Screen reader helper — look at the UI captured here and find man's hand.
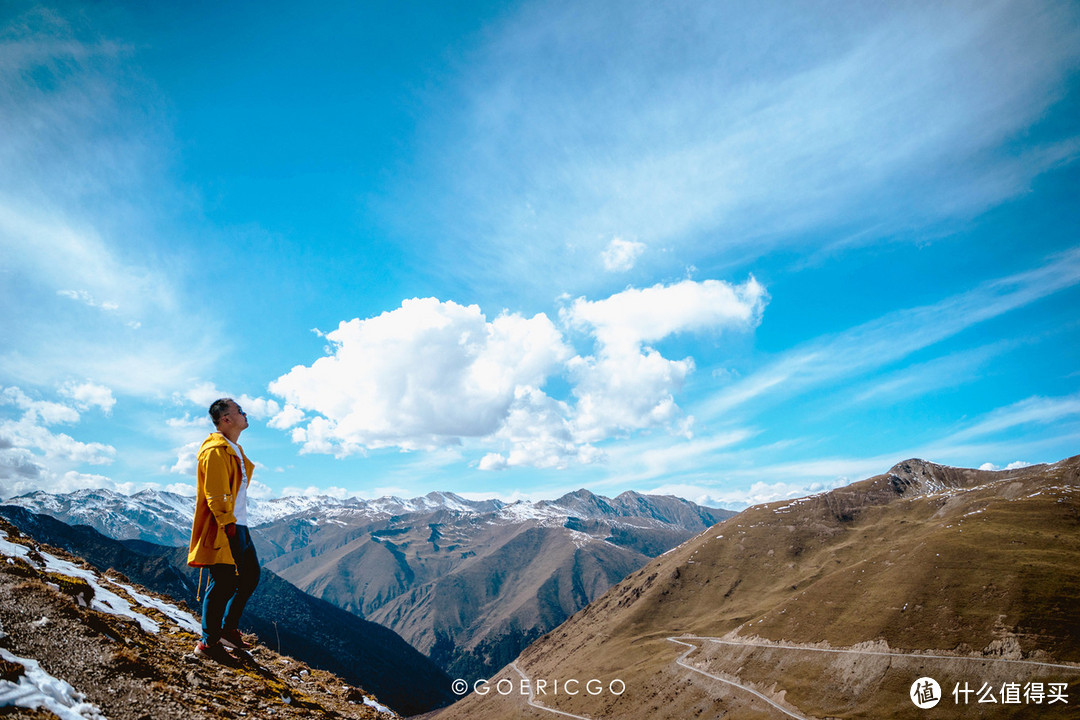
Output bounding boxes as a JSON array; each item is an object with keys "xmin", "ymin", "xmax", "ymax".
[{"xmin": 225, "ymin": 523, "xmax": 237, "ymax": 539}]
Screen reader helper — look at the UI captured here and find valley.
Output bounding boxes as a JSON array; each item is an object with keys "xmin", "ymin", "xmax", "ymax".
[
  {"xmin": 434, "ymin": 456, "xmax": 1080, "ymax": 719},
  {"xmin": 2, "ymin": 487, "xmax": 731, "ymax": 683}
]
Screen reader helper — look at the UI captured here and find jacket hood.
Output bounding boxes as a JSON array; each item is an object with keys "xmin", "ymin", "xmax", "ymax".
[{"xmin": 198, "ymin": 432, "xmax": 238, "ymax": 459}]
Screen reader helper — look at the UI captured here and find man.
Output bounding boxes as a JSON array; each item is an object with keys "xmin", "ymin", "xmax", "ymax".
[{"xmin": 187, "ymin": 397, "xmax": 260, "ymax": 660}]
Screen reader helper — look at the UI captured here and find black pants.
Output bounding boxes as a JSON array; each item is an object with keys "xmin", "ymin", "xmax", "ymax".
[{"xmin": 201, "ymin": 525, "xmax": 260, "ymax": 645}]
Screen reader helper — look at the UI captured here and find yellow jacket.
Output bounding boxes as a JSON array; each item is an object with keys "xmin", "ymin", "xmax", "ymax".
[{"xmin": 186, "ymin": 433, "xmax": 255, "ymax": 567}]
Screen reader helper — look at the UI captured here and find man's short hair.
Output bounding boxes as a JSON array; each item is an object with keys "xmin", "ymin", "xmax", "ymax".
[{"xmin": 209, "ymin": 398, "xmax": 234, "ymax": 427}]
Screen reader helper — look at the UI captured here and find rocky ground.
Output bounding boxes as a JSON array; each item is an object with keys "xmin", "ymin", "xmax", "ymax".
[{"xmin": 0, "ymin": 518, "xmax": 396, "ymax": 720}]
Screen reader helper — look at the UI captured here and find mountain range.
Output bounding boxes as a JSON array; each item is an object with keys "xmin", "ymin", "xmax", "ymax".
[
  {"xmin": 435, "ymin": 456, "xmax": 1080, "ymax": 719},
  {"xmin": 2, "ymin": 487, "xmax": 732, "ymax": 682}
]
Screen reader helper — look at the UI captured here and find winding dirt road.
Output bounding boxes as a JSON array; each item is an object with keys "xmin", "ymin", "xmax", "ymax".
[{"xmin": 509, "ymin": 636, "xmax": 1080, "ymax": 719}]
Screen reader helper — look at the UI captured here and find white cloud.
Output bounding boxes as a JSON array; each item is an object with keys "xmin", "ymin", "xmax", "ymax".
[
  {"xmin": 183, "ymin": 384, "xmax": 281, "ymax": 421},
  {"xmin": 280, "ymin": 485, "xmax": 353, "ymax": 499},
  {"xmin": 602, "ymin": 237, "xmax": 645, "ymax": 271},
  {"xmin": 56, "ymin": 470, "xmax": 117, "ymax": 493},
  {"xmin": 169, "ymin": 440, "xmax": 200, "ymax": 476},
  {"xmin": 163, "ymin": 482, "xmax": 196, "ymax": 496},
  {"xmin": 978, "ymin": 461, "xmax": 1033, "ymax": 472},
  {"xmin": 567, "ymin": 349, "xmax": 692, "ymax": 442},
  {"xmin": 239, "ymin": 396, "xmax": 282, "ymax": 421},
  {"xmin": 563, "ymin": 277, "xmax": 767, "ymax": 439},
  {"xmin": 564, "ymin": 277, "xmax": 767, "ymax": 351},
  {"xmin": 184, "ymin": 382, "xmax": 223, "ymax": 408},
  {"xmin": 166, "ymin": 414, "xmax": 209, "ymax": 430},
  {"xmin": 0, "ymin": 417, "xmax": 114, "ymax": 466},
  {"xmin": 0, "ymin": 393, "xmax": 116, "ymax": 471},
  {"xmin": 272, "ymin": 281, "xmax": 766, "ymax": 466},
  {"xmin": 477, "ymin": 453, "xmax": 507, "ymax": 471},
  {"xmin": 0, "ymin": 445, "xmax": 46, "ymax": 485},
  {"xmin": 59, "ymin": 381, "xmax": 115, "ymax": 414},
  {"xmin": 244, "ymin": 479, "xmax": 276, "ymax": 500},
  {"xmin": 57, "ymin": 289, "xmax": 119, "ymax": 311},
  {"xmin": 268, "ymin": 403, "xmax": 305, "ymax": 430},
  {"xmin": 270, "ymin": 297, "xmax": 572, "ymax": 455},
  {"xmin": 477, "ymin": 385, "xmax": 603, "ymax": 470},
  {"xmin": 0, "ymin": 383, "xmax": 123, "ymax": 498},
  {"xmin": 0, "ymin": 387, "xmax": 80, "ymax": 425}
]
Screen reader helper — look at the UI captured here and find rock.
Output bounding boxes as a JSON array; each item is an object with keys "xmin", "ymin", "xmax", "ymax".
[
  {"xmin": 0, "ymin": 658, "xmax": 26, "ymax": 682},
  {"xmin": 186, "ymin": 669, "xmax": 211, "ymax": 688}
]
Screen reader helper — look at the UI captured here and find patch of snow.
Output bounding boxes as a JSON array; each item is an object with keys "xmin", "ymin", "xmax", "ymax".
[
  {"xmin": 0, "ymin": 534, "xmax": 33, "ymax": 562},
  {"xmin": 495, "ymin": 502, "xmax": 562, "ymax": 523},
  {"xmin": 109, "ymin": 580, "xmax": 200, "ymax": 634},
  {"xmin": 772, "ymin": 497, "xmax": 814, "ymax": 513},
  {"xmin": 29, "ymin": 547, "xmax": 160, "ymax": 634},
  {"xmin": 566, "ymin": 530, "xmax": 593, "ymax": 549},
  {"xmin": 363, "ymin": 696, "xmax": 394, "ymax": 715},
  {"xmin": 0, "ymin": 529, "xmax": 195, "ymax": 635},
  {"xmin": 0, "ymin": 648, "xmax": 105, "ymax": 720}
]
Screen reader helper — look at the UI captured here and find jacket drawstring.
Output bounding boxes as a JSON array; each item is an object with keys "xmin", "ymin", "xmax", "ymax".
[{"xmin": 195, "ymin": 566, "xmax": 206, "ymax": 602}]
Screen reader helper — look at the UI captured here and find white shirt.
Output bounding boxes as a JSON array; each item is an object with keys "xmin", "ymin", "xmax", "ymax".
[{"xmin": 220, "ymin": 434, "xmax": 249, "ymax": 527}]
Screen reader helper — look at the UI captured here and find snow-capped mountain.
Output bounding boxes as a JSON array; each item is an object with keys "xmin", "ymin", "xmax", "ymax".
[
  {"xmin": 2, "ymin": 487, "xmax": 726, "ymax": 547},
  {"xmin": 2, "ymin": 488, "xmax": 197, "ymax": 546},
  {"xmin": 2, "ymin": 485, "xmax": 733, "ymax": 682}
]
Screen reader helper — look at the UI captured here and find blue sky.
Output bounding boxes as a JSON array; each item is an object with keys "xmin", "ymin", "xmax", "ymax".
[{"xmin": 1, "ymin": 0, "xmax": 1078, "ymax": 509}]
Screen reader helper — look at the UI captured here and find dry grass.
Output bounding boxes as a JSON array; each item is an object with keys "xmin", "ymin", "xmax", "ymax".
[
  {"xmin": 434, "ymin": 457, "xmax": 1080, "ymax": 720},
  {"xmin": 0, "ymin": 518, "xmax": 394, "ymax": 720}
]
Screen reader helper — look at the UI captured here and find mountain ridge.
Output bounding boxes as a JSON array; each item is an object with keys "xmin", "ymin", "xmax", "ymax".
[
  {"xmin": 434, "ymin": 454, "xmax": 1080, "ymax": 719},
  {"xmin": 1, "ymin": 486, "xmax": 730, "ymax": 545},
  {"xmin": 256, "ymin": 488, "xmax": 732, "ymax": 681},
  {"xmin": 0, "ymin": 514, "xmax": 406, "ymax": 719},
  {"xmin": 0, "ymin": 505, "xmax": 455, "ymax": 716},
  {"xmin": 2, "ymin": 486, "xmax": 733, "ymax": 683}
]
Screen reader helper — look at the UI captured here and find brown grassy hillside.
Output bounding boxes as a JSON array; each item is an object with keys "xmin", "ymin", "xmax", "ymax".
[
  {"xmin": 0, "ymin": 518, "xmax": 396, "ymax": 720},
  {"xmin": 434, "ymin": 456, "xmax": 1080, "ymax": 719},
  {"xmin": 258, "ymin": 492, "xmax": 728, "ymax": 682}
]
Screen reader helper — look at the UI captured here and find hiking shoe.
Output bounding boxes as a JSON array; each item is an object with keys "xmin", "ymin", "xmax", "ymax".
[
  {"xmin": 220, "ymin": 628, "xmax": 252, "ymax": 651},
  {"xmin": 193, "ymin": 640, "xmax": 232, "ymax": 662}
]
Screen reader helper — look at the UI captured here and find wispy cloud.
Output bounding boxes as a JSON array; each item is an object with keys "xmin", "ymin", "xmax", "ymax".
[
  {"xmin": 57, "ymin": 289, "xmax": 119, "ymax": 311},
  {"xmin": 0, "ymin": 384, "xmax": 120, "ymax": 498},
  {"xmin": 942, "ymin": 392, "xmax": 1080, "ymax": 445},
  {"xmin": 0, "ymin": 8, "xmax": 222, "ymax": 398},
  {"xmin": 848, "ymin": 343, "xmax": 1011, "ymax": 406},
  {"xmin": 634, "ymin": 390, "xmax": 1080, "ymax": 509},
  {"xmin": 602, "ymin": 237, "xmax": 645, "ymax": 272},
  {"xmin": 699, "ymin": 249, "xmax": 1080, "ymax": 418},
  {"xmin": 415, "ymin": 0, "xmax": 1080, "ymax": 296}
]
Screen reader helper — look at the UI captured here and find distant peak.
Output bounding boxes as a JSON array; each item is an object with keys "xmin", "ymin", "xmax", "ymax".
[
  {"xmin": 423, "ymin": 491, "xmax": 465, "ymax": 501},
  {"xmin": 888, "ymin": 458, "xmax": 936, "ymax": 474},
  {"xmin": 884, "ymin": 458, "xmax": 973, "ymax": 498}
]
